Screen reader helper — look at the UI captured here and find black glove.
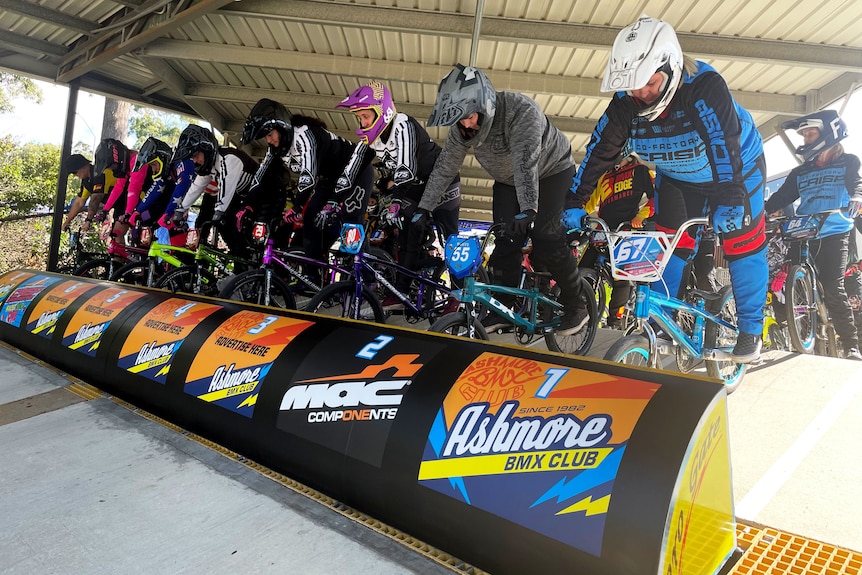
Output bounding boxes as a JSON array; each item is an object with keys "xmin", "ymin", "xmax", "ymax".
[
  {"xmin": 506, "ymin": 209, "xmax": 537, "ymax": 237},
  {"xmin": 211, "ymin": 210, "xmax": 224, "ymax": 224},
  {"xmin": 410, "ymin": 209, "xmax": 431, "ymax": 233}
]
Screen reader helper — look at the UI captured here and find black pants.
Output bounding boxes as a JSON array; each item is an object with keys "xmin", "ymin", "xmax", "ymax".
[
  {"xmin": 797, "ymin": 232, "xmax": 859, "ymax": 349},
  {"xmin": 578, "ymin": 245, "xmax": 631, "ymax": 322},
  {"xmin": 488, "ymin": 165, "xmax": 581, "ymax": 306}
]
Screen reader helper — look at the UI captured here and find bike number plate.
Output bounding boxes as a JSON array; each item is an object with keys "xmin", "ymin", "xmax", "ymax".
[
  {"xmin": 445, "ymin": 235, "xmax": 482, "ymax": 279},
  {"xmin": 780, "ymin": 215, "xmax": 820, "ymax": 240},
  {"xmin": 339, "ymin": 223, "xmax": 366, "ymax": 254},
  {"xmin": 610, "ymin": 234, "xmax": 667, "ymax": 281}
]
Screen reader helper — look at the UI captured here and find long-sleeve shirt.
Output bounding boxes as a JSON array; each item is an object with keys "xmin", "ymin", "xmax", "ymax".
[
  {"xmin": 571, "ymin": 61, "xmax": 763, "ymax": 206},
  {"xmin": 419, "ymin": 91, "xmax": 572, "ymax": 212},
  {"xmin": 584, "ymin": 162, "xmax": 655, "ymax": 229},
  {"xmin": 180, "ymin": 148, "xmax": 257, "ymax": 213},
  {"xmin": 765, "ymin": 153, "xmax": 862, "ymax": 238},
  {"xmin": 336, "ymin": 113, "xmax": 459, "ymax": 207}
]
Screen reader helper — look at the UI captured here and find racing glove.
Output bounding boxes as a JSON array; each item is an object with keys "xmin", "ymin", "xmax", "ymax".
[
  {"xmin": 848, "ymin": 199, "xmax": 862, "ymax": 218},
  {"xmin": 235, "ymin": 206, "xmax": 253, "ymax": 232},
  {"xmin": 410, "ymin": 209, "xmax": 431, "ymax": 233},
  {"xmin": 157, "ymin": 213, "xmax": 174, "ymax": 230},
  {"xmin": 314, "ymin": 201, "xmax": 340, "ymax": 229},
  {"xmin": 283, "ymin": 208, "xmax": 303, "ymax": 224},
  {"xmin": 561, "ymin": 208, "xmax": 588, "ymax": 232},
  {"xmin": 92, "ymin": 209, "xmax": 108, "ymax": 223},
  {"xmin": 172, "ymin": 208, "xmax": 187, "ymax": 224},
  {"xmin": 384, "ymin": 200, "xmax": 402, "ymax": 229},
  {"xmin": 712, "ymin": 205, "xmax": 747, "ymax": 234},
  {"xmin": 506, "ymin": 209, "xmax": 536, "ymax": 237},
  {"xmin": 211, "ymin": 210, "xmax": 224, "ymax": 224}
]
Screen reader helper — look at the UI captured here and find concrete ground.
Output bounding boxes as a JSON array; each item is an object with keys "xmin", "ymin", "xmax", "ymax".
[{"xmin": 1, "ymin": 323, "xmax": 860, "ymax": 574}]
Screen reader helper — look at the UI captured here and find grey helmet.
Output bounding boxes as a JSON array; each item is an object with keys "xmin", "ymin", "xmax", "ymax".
[{"xmin": 427, "ymin": 64, "xmax": 496, "ymax": 146}]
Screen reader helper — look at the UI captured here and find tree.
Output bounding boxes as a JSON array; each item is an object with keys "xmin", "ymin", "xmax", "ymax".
[
  {"xmin": 0, "ymin": 135, "xmax": 65, "ymax": 218},
  {"xmin": 128, "ymin": 107, "xmax": 187, "ymax": 149},
  {"xmin": 101, "ymin": 97, "xmax": 131, "ymax": 142},
  {"xmin": 0, "ymin": 72, "xmax": 42, "ymax": 113}
]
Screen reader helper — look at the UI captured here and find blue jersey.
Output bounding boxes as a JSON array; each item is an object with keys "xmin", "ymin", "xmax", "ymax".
[
  {"xmin": 572, "ymin": 62, "xmax": 763, "ymax": 204},
  {"xmin": 765, "ymin": 153, "xmax": 862, "ymax": 238},
  {"xmin": 164, "ymin": 158, "xmax": 198, "ymax": 217}
]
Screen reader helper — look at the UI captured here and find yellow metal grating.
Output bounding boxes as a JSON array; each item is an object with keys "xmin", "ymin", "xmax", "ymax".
[{"xmin": 731, "ymin": 523, "xmax": 862, "ymax": 575}]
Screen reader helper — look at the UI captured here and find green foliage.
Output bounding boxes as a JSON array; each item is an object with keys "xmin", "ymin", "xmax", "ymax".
[
  {"xmin": 0, "ymin": 135, "xmax": 74, "ymax": 218},
  {"xmin": 128, "ymin": 106, "xmax": 192, "ymax": 149},
  {"xmin": 0, "ymin": 72, "xmax": 43, "ymax": 113}
]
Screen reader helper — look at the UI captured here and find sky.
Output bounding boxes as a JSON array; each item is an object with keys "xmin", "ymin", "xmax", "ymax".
[{"xmin": 4, "ymin": 77, "xmax": 862, "ymax": 182}]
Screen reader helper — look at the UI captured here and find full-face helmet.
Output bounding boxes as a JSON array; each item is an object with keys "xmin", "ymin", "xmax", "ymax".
[
  {"xmin": 133, "ymin": 137, "xmax": 173, "ymax": 178},
  {"xmin": 94, "ymin": 138, "xmax": 130, "ymax": 177},
  {"xmin": 241, "ymin": 98, "xmax": 293, "ymax": 153},
  {"xmin": 337, "ymin": 81, "xmax": 396, "ymax": 145},
  {"xmin": 427, "ymin": 64, "xmax": 496, "ymax": 145},
  {"xmin": 780, "ymin": 110, "xmax": 848, "ymax": 163},
  {"xmin": 172, "ymin": 124, "xmax": 219, "ymax": 176},
  {"xmin": 601, "ymin": 16, "xmax": 684, "ymax": 122}
]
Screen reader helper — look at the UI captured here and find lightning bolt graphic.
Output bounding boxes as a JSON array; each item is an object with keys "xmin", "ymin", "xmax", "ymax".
[
  {"xmin": 155, "ymin": 364, "xmax": 171, "ymax": 378},
  {"xmin": 426, "ymin": 408, "xmax": 471, "ymax": 504},
  {"xmin": 557, "ymin": 494, "xmax": 611, "ymax": 516},
  {"xmin": 237, "ymin": 394, "xmax": 258, "ymax": 409},
  {"xmin": 531, "ymin": 446, "xmax": 625, "ymax": 508}
]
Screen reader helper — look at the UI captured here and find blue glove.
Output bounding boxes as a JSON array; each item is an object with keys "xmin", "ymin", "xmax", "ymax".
[
  {"xmin": 561, "ymin": 207, "xmax": 588, "ymax": 231},
  {"xmin": 712, "ymin": 205, "xmax": 746, "ymax": 234},
  {"xmin": 506, "ymin": 209, "xmax": 537, "ymax": 237},
  {"xmin": 314, "ymin": 201, "xmax": 340, "ymax": 229}
]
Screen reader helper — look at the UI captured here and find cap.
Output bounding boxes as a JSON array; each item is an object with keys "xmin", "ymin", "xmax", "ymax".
[{"xmin": 63, "ymin": 154, "xmax": 90, "ymax": 176}]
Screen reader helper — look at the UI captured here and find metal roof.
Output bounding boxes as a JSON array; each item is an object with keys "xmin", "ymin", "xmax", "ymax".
[{"xmin": 3, "ymin": 0, "xmax": 862, "ymax": 220}]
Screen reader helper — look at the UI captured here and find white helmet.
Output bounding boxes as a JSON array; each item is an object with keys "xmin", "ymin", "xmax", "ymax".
[{"xmin": 601, "ymin": 16, "xmax": 684, "ymax": 122}]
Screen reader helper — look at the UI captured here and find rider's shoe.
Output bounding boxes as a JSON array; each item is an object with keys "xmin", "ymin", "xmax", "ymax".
[
  {"xmin": 381, "ymin": 294, "xmax": 404, "ymax": 311},
  {"xmin": 557, "ymin": 306, "xmax": 589, "ymax": 336},
  {"xmin": 843, "ymin": 347, "xmax": 862, "ymax": 361},
  {"xmin": 732, "ymin": 332, "xmax": 762, "ymax": 363}
]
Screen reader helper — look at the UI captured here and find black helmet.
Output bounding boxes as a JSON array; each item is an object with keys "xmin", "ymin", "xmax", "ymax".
[
  {"xmin": 94, "ymin": 138, "xmax": 130, "ymax": 177},
  {"xmin": 427, "ymin": 64, "xmax": 496, "ymax": 145},
  {"xmin": 133, "ymin": 137, "xmax": 173, "ymax": 178},
  {"xmin": 241, "ymin": 98, "xmax": 293, "ymax": 151},
  {"xmin": 780, "ymin": 110, "xmax": 849, "ymax": 163},
  {"xmin": 172, "ymin": 124, "xmax": 219, "ymax": 176}
]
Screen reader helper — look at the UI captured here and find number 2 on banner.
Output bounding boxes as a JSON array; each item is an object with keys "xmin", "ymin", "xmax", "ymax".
[{"xmin": 356, "ymin": 335, "xmax": 394, "ymax": 359}]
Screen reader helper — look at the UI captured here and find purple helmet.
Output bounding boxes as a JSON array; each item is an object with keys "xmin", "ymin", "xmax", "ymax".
[{"xmin": 337, "ymin": 81, "xmax": 396, "ymax": 145}]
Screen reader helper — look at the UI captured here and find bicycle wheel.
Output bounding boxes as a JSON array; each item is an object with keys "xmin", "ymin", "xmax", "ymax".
[
  {"xmin": 675, "ymin": 291, "xmax": 705, "ymax": 373},
  {"xmin": 581, "ymin": 268, "xmax": 609, "ymax": 328},
  {"xmin": 604, "ymin": 335, "xmax": 651, "ymax": 366},
  {"xmin": 306, "ymin": 280, "xmax": 385, "ymax": 323},
  {"xmin": 73, "ymin": 258, "xmax": 113, "ymax": 280},
  {"xmin": 786, "ymin": 264, "xmax": 816, "ymax": 353},
  {"xmin": 815, "ymin": 322, "xmax": 840, "ymax": 358},
  {"xmin": 705, "ymin": 285, "xmax": 745, "ymax": 393},
  {"xmin": 428, "ymin": 312, "xmax": 489, "ymax": 339},
  {"xmin": 544, "ymin": 276, "xmax": 599, "ymax": 355},
  {"xmin": 157, "ymin": 265, "xmax": 220, "ymax": 297},
  {"xmin": 218, "ymin": 269, "xmax": 297, "ymax": 310},
  {"xmin": 110, "ymin": 261, "xmax": 163, "ymax": 287}
]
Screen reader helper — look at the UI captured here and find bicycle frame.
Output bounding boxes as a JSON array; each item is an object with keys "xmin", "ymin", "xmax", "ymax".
[
  {"xmin": 595, "ymin": 216, "xmax": 737, "ymax": 369},
  {"xmin": 456, "ymin": 273, "xmax": 562, "ymax": 337}
]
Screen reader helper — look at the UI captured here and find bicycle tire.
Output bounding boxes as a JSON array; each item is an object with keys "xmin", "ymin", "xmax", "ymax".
[
  {"xmin": 73, "ymin": 257, "xmax": 114, "ymax": 280},
  {"xmin": 581, "ymin": 268, "xmax": 609, "ymax": 328},
  {"xmin": 544, "ymin": 276, "xmax": 599, "ymax": 356},
  {"xmin": 815, "ymin": 323, "xmax": 840, "ymax": 358},
  {"xmin": 110, "ymin": 261, "xmax": 163, "ymax": 287},
  {"xmin": 428, "ymin": 312, "xmax": 489, "ymax": 339},
  {"xmin": 704, "ymin": 285, "xmax": 745, "ymax": 393},
  {"xmin": 604, "ymin": 334, "xmax": 652, "ymax": 366},
  {"xmin": 218, "ymin": 269, "xmax": 297, "ymax": 310},
  {"xmin": 786, "ymin": 264, "xmax": 816, "ymax": 353},
  {"xmin": 157, "ymin": 265, "xmax": 220, "ymax": 297},
  {"xmin": 306, "ymin": 280, "xmax": 385, "ymax": 323}
]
